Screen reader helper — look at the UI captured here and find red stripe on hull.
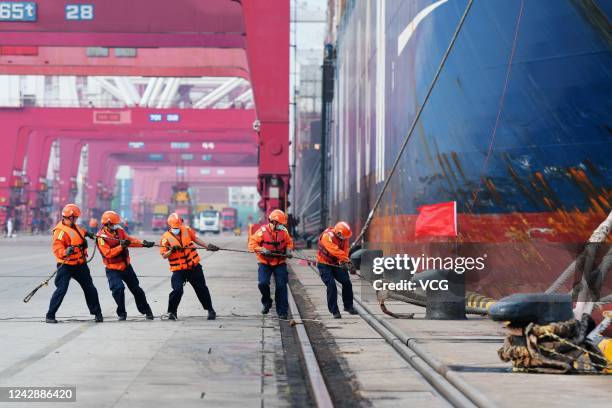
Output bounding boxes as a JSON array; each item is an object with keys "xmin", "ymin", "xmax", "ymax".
[{"xmin": 365, "ymin": 211, "xmax": 611, "ymax": 332}]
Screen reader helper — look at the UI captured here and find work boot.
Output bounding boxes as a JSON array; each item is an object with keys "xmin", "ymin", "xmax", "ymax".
[
  {"xmin": 145, "ymin": 311, "xmax": 154, "ymax": 320},
  {"xmin": 278, "ymin": 314, "xmax": 288, "ymax": 320},
  {"xmin": 207, "ymin": 310, "xmax": 217, "ymax": 320},
  {"xmin": 167, "ymin": 312, "xmax": 177, "ymax": 321},
  {"xmin": 95, "ymin": 313, "xmax": 104, "ymax": 323},
  {"xmin": 333, "ymin": 313, "xmax": 342, "ymax": 319},
  {"xmin": 118, "ymin": 314, "xmax": 127, "ymax": 321},
  {"xmin": 344, "ymin": 307, "xmax": 358, "ymax": 315},
  {"xmin": 261, "ymin": 302, "xmax": 272, "ymax": 315},
  {"xmin": 45, "ymin": 317, "xmax": 58, "ymax": 324}
]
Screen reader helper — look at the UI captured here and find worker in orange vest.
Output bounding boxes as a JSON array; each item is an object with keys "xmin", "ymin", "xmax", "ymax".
[
  {"xmin": 97, "ymin": 211, "xmax": 156, "ymax": 321},
  {"xmin": 248, "ymin": 210, "xmax": 294, "ymax": 319},
  {"xmin": 317, "ymin": 221, "xmax": 357, "ymax": 318},
  {"xmin": 159, "ymin": 213, "xmax": 219, "ymax": 320},
  {"xmin": 46, "ymin": 204, "xmax": 102, "ymax": 323}
]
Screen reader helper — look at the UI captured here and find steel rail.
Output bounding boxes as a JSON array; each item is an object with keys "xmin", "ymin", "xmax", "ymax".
[
  {"xmin": 351, "ymin": 296, "xmax": 496, "ymax": 408},
  {"xmin": 287, "ymin": 285, "xmax": 333, "ymax": 408},
  {"xmin": 300, "ymin": 257, "xmax": 495, "ymax": 408}
]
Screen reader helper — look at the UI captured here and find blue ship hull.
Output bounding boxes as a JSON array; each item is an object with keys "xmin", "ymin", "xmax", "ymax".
[
  {"xmin": 318, "ymin": 0, "xmax": 611, "ymax": 239},
  {"xmin": 293, "ymin": 0, "xmax": 611, "ymax": 301}
]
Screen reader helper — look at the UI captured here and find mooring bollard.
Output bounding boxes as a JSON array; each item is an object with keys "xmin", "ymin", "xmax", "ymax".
[
  {"xmin": 489, "ymin": 293, "xmax": 573, "ymax": 325},
  {"xmin": 412, "ymin": 269, "xmax": 466, "ymax": 320},
  {"xmin": 355, "ymin": 249, "xmax": 383, "ymax": 281},
  {"xmin": 349, "ymin": 248, "xmax": 365, "ymax": 270}
]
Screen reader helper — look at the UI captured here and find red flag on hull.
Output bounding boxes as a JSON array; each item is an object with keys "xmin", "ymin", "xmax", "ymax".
[{"xmin": 415, "ymin": 201, "xmax": 457, "ymax": 238}]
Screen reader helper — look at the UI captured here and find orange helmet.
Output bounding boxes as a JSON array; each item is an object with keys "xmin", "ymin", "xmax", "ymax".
[
  {"xmin": 101, "ymin": 211, "xmax": 121, "ymax": 225},
  {"xmin": 61, "ymin": 203, "xmax": 81, "ymax": 218},
  {"xmin": 334, "ymin": 221, "xmax": 352, "ymax": 239},
  {"xmin": 167, "ymin": 213, "xmax": 183, "ymax": 228},
  {"xmin": 268, "ymin": 209, "xmax": 287, "ymax": 225}
]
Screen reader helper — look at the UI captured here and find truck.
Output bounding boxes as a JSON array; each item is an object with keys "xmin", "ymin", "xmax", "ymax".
[
  {"xmin": 174, "ymin": 205, "xmax": 191, "ymax": 227},
  {"xmin": 171, "ymin": 183, "xmax": 193, "ymax": 226},
  {"xmin": 221, "ymin": 207, "xmax": 238, "ymax": 231},
  {"xmin": 151, "ymin": 204, "xmax": 169, "ymax": 232},
  {"xmin": 197, "ymin": 209, "xmax": 221, "ymax": 234}
]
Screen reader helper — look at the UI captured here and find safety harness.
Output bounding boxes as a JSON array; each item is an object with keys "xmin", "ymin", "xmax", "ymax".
[
  {"xmin": 53, "ymin": 222, "xmax": 88, "ymax": 265},
  {"xmin": 97, "ymin": 228, "xmax": 130, "ymax": 268},
  {"xmin": 162, "ymin": 227, "xmax": 200, "ymax": 271},
  {"xmin": 259, "ymin": 225, "xmax": 290, "ymax": 263},
  {"xmin": 317, "ymin": 227, "xmax": 346, "ymax": 266}
]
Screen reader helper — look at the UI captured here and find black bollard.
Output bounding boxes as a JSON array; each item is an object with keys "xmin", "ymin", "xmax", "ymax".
[
  {"xmin": 489, "ymin": 293, "xmax": 573, "ymax": 325},
  {"xmin": 358, "ymin": 249, "xmax": 383, "ymax": 281},
  {"xmin": 412, "ymin": 269, "xmax": 466, "ymax": 320},
  {"xmin": 349, "ymin": 248, "xmax": 364, "ymax": 269}
]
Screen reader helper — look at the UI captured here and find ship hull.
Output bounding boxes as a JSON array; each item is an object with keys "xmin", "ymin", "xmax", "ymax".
[{"xmin": 303, "ymin": 0, "xmax": 612, "ymax": 302}]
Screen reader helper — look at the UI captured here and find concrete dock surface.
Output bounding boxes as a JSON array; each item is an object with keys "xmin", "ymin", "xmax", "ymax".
[
  {"xmin": 0, "ymin": 235, "xmax": 609, "ymax": 407},
  {"xmin": 0, "ymin": 235, "xmax": 291, "ymax": 408},
  {"xmin": 291, "ymin": 252, "xmax": 612, "ymax": 408}
]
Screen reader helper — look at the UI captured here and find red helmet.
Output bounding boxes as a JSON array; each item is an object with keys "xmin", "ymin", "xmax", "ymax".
[
  {"xmin": 268, "ymin": 209, "xmax": 287, "ymax": 225},
  {"xmin": 167, "ymin": 213, "xmax": 183, "ymax": 228},
  {"xmin": 334, "ymin": 221, "xmax": 352, "ymax": 239},
  {"xmin": 61, "ymin": 203, "xmax": 81, "ymax": 218},
  {"xmin": 101, "ymin": 211, "xmax": 121, "ymax": 225}
]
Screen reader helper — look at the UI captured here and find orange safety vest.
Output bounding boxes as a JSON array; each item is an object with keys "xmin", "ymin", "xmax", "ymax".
[
  {"xmin": 259, "ymin": 225, "xmax": 290, "ymax": 265},
  {"xmin": 97, "ymin": 228, "xmax": 131, "ymax": 271},
  {"xmin": 161, "ymin": 227, "xmax": 201, "ymax": 272},
  {"xmin": 53, "ymin": 222, "xmax": 88, "ymax": 265},
  {"xmin": 317, "ymin": 227, "xmax": 347, "ymax": 266}
]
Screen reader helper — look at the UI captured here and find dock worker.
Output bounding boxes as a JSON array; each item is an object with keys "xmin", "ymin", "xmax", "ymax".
[
  {"xmin": 88, "ymin": 217, "xmax": 98, "ymax": 235},
  {"xmin": 97, "ymin": 211, "xmax": 156, "ymax": 321},
  {"xmin": 46, "ymin": 204, "xmax": 103, "ymax": 324},
  {"xmin": 5, "ymin": 217, "xmax": 13, "ymax": 238},
  {"xmin": 159, "ymin": 213, "xmax": 219, "ymax": 321},
  {"xmin": 317, "ymin": 221, "xmax": 358, "ymax": 319},
  {"xmin": 248, "ymin": 210, "xmax": 294, "ymax": 320}
]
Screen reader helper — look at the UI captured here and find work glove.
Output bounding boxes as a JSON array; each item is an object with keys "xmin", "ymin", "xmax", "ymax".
[
  {"xmin": 85, "ymin": 231, "xmax": 95, "ymax": 239},
  {"xmin": 142, "ymin": 240, "xmax": 155, "ymax": 248},
  {"xmin": 284, "ymin": 249, "xmax": 293, "ymax": 259},
  {"xmin": 171, "ymin": 245, "xmax": 182, "ymax": 252},
  {"xmin": 259, "ymin": 248, "xmax": 272, "ymax": 256},
  {"xmin": 65, "ymin": 246, "xmax": 75, "ymax": 256},
  {"xmin": 120, "ymin": 240, "xmax": 129, "ymax": 248},
  {"xmin": 206, "ymin": 244, "xmax": 219, "ymax": 252}
]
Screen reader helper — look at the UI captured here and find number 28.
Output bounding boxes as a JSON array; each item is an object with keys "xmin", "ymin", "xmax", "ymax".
[{"xmin": 66, "ymin": 4, "xmax": 93, "ymax": 20}]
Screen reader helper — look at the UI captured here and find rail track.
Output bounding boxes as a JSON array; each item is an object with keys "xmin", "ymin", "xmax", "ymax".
[{"xmin": 291, "ymin": 256, "xmax": 496, "ymax": 408}]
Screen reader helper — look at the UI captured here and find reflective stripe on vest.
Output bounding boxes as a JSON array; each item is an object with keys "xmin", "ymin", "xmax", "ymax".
[
  {"xmin": 53, "ymin": 222, "xmax": 87, "ymax": 264},
  {"xmin": 98, "ymin": 228, "xmax": 129, "ymax": 266},
  {"xmin": 260, "ymin": 225, "xmax": 288, "ymax": 257},
  {"xmin": 317, "ymin": 228, "xmax": 343, "ymax": 265},
  {"xmin": 163, "ymin": 227, "xmax": 201, "ymax": 271}
]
